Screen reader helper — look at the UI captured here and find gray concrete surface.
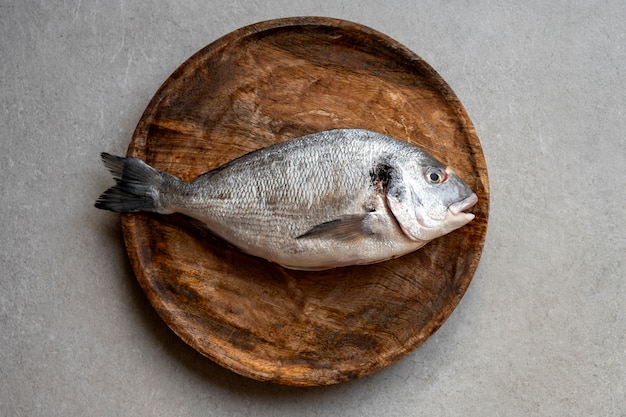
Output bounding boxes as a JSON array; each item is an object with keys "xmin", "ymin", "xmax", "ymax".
[{"xmin": 1, "ymin": 1, "xmax": 624, "ymax": 416}]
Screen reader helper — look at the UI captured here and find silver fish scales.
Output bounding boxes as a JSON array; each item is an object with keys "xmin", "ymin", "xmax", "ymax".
[{"xmin": 96, "ymin": 129, "xmax": 477, "ymax": 270}]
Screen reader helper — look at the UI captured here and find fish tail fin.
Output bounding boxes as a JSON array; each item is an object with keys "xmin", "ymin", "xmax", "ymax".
[{"xmin": 95, "ymin": 152, "xmax": 175, "ymax": 214}]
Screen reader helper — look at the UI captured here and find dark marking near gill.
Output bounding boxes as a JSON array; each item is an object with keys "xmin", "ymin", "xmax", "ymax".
[
  {"xmin": 371, "ymin": 159, "xmax": 410, "ymax": 204},
  {"xmin": 363, "ymin": 162, "xmax": 395, "ymax": 213},
  {"xmin": 370, "ymin": 162, "xmax": 393, "ymax": 189}
]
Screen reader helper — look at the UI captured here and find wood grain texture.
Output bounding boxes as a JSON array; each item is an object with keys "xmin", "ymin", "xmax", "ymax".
[{"xmin": 120, "ymin": 17, "xmax": 489, "ymax": 386}]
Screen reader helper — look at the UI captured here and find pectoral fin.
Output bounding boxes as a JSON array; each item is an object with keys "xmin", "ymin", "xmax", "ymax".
[{"xmin": 296, "ymin": 214, "xmax": 372, "ymax": 241}]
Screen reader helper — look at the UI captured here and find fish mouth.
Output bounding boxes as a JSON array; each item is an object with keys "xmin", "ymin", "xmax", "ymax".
[{"xmin": 448, "ymin": 193, "xmax": 478, "ymax": 222}]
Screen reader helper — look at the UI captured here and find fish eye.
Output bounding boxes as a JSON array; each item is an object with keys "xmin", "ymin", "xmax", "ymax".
[{"xmin": 426, "ymin": 167, "xmax": 448, "ymax": 184}]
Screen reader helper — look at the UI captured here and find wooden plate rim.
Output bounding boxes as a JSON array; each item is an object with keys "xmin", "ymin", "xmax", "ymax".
[{"xmin": 120, "ymin": 16, "xmax": 489, "ymax": 386}]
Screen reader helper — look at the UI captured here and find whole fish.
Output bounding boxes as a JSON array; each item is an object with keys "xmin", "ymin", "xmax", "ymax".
[{"xmin": 95, "ymin": 129, "xmax": 477, "ymax": 270}]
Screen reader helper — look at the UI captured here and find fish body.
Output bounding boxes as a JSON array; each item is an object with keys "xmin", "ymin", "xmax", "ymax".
[{"xmin": 96, "ymin": 129, "xmax": 477, "ymax": 270}]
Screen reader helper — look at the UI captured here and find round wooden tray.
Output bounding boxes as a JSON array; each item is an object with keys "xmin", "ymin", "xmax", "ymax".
[{"xmin": 122, "ymin": 17, "xmax": 489, "ymax": 386}]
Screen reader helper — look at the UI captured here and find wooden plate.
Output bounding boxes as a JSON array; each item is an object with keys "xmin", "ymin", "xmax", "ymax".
[{"xmin": 122, "ymin": 17, "xmax": 489, "ymax": 386}]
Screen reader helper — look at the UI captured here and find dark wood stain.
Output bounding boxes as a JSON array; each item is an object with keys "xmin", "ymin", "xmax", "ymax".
[{"xmin": 120, "ymin": 17, "xmax": 489, "ymax": 386}]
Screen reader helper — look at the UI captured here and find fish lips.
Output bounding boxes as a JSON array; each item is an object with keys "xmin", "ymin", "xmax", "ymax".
[
  {"xmin": 403, "ymin": 192, "xmax": 477, "ymax": 242},
  {"xmin": 447, "ymin": 192, "xmax": 478, "ymax": 223}
]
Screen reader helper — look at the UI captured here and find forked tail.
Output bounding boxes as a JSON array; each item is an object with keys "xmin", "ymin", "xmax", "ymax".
[{"xmin": 95, "ymin": 152, "xmax": 175, "ymax": 214}]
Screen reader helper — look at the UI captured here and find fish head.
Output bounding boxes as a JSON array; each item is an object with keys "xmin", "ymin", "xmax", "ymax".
[{"xmin": 386, "ymin": 158, "xmax": 478, "ymax": 242}]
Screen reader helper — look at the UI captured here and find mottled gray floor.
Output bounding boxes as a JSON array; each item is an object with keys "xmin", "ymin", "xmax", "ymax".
[{"xmin": 1, "ymin": 1, "xmax": 624, "ymax": 416}]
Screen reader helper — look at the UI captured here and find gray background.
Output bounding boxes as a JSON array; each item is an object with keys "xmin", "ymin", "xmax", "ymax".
[{"xmin": 1, "ymin": 1, "xmax": 624, "ymax": 416}]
